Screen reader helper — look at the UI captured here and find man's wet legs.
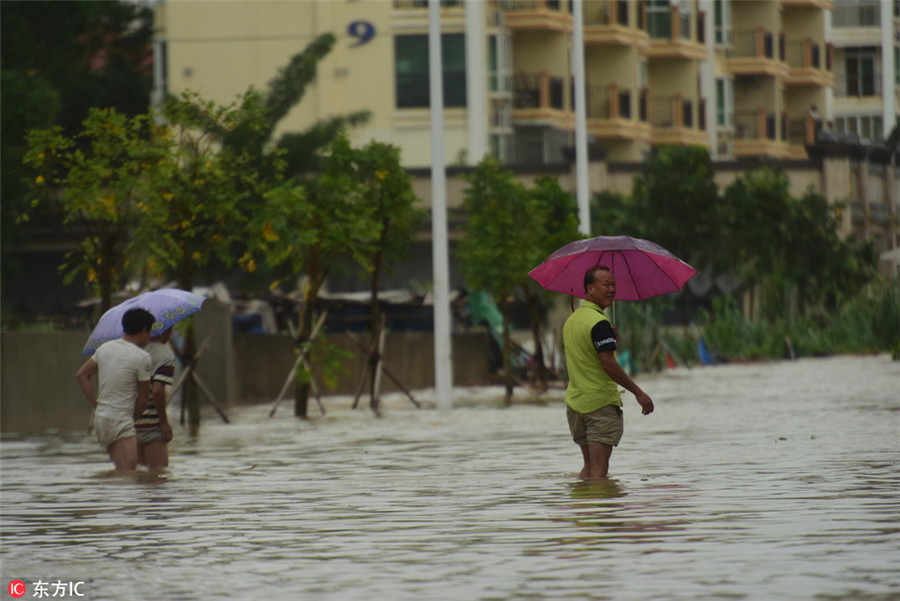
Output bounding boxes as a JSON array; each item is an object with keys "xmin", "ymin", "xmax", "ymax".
[{"xmin": 579, "ymin": 443, "xmax": 613, "ymax": 480}]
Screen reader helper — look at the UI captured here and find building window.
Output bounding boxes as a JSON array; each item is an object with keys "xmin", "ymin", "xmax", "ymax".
[
  {"xmin": 716, "ymin": 78, "xmax": 733, "ymax": 127},
  {"xmin": 835, "ymin": 115, "xmax": 883, "ymax": 142},
  {"xmin": 488, "ymin": 34, "xmax": 510, "ymax": 94},
  {"xmin": 647, "ymin": 0, "xmax": 672, "ymax": 39},
  {"xmin": 844, "ymin": 48, "xmax": 878, "ymax": 96},
  {"xmin": 395, "ymin": 34, "xmax": 467, "ymax": 109},
  {"xmin": 895, "ymin": 46, "xmax": 899, "ymax": 86},
  {"xmin": 713, "ymin": 0, "xmax": 731, "ymax": 46},
  {"xmin": 832, "ymin": 0, "xmax": 881, "ymax": 27}
]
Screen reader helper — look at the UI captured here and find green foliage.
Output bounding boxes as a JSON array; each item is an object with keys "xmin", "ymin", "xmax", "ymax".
[
  {"xmin": 698, "ymin": 296, "xmax": 786, "ymax": 360},
  {"xmin": 222, "ymin": 32, "xmax": 371, "ymax": 179},
  {"xmin": 260, "ymin": 134, "xmax": 380, "ymax": 322},
  {"xmin": 1, "ymin": 0, "xmax": 153, "ymax": 138},
  {"xmin": 145, "ymin": 90, "xmax": 269, "ymax": 286},
  {"xmin": 23, "ymin": 108, "xmax": 168, "ymax": 309},
  {"xmin": 353, "ymin": 141, "xmax": 425, "ymax": 273},
  {"xmin": 457, "ymin": 157, "xmax": 533, "ymax": 298},
  {"xmin": 721, "ymin": 167, "xmax": 879, "ymax": 319},
  {"xmin": 591, "ymin": 190, "xmax": 634, "ymax": 236},
  {"xmin": 696, "ymin": 278, "xmax": 900, "ymax": 361},
  {"xmin": 1, "ymin": 0, "xmax": 154, "ymax": 311},
  {"xmin": 527, "ymin": 176, "xmax": 583, "ymax": 270},
  {"xmin": 631, "ymin": 145, "xmax": 723, "ymax": 270}
]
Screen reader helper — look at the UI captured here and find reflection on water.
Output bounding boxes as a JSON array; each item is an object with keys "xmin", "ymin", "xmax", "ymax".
[{"xmin": 2, "ymin": 355, "xmax": 899, "ymax": 601}]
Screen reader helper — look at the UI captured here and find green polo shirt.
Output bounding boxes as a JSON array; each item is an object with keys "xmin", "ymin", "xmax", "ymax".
[{"xmin": 563, "ymin": 300, "xmax": 622, "ymax": 414}]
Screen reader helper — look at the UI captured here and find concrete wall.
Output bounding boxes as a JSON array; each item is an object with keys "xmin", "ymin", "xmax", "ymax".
[
  {"xmin": 0, "ymin": 329, "xmax": 491, "ymax": 433},
  {"xmin": 232, "ymin": 330, "xmax": 491, "ymax": 403},
  {"xmin": 1, "ymin": 332, "xmax": 94, "ymax": 433}
]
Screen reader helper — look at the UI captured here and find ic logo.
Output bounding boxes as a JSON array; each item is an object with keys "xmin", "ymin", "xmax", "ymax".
[{"xmin": 8, "ymin": 580, "xmax": 26, "ymax": 598}]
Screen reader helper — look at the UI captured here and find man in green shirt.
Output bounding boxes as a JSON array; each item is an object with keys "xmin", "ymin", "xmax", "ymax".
[{"xmin": 563, "ymin": 266, "xmax": 654, "ymax": 480}]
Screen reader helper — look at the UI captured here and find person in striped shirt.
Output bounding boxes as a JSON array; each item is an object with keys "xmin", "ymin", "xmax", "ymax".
[{"xmin": 135, "ymin": 327, "xmax": 176, "ymax": 470}]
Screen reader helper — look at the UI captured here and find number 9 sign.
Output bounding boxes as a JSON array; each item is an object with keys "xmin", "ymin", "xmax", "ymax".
[{"xmin": 348, "ymin": 20, "xmax": 375, "ymax": 47}]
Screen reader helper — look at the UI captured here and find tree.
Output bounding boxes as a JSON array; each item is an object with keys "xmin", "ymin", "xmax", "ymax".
[
  {"xmin": 223, "ymin": 33, "xmax": 371, "ymax": 180},
  {"xmin": 23, "ymin": 108, "xmax": 167, "ymax": 313},
  {"xmin": 141, "ymin": 90, "xmax": 270, "ymax": 431},
  {"xmin": 457, "ymin": 158, "xmax": 533, "ymax": 402},
  {"xmin": 352, "ymin": 141, "xmax": 425, "ymax": 412},
  {"xmin": 631, "ymin": 145, "xmax": 724, "ymax": 273},
  {"xmin": 259, "ymin": 135, "xmax": 379, "ymax": 417},
  {"xmin": 520, "ymin": 177, "xmax": 582, "ymax": 388},
  {"xmin": 721, "ymin": 167, "xmax": 878, "ymax": 320},
  {"xmin": 2, "ymin": 1, "xmax": 153, "ymax": 298}
]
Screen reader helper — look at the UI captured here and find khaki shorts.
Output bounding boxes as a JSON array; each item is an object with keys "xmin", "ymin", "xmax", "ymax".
[
  {"xmin": 567, "ymin": 404, "xmax": 624, "ymax": 447},
  {"xmin": 94, "ymin": 413, "xmax": 136, "ymax": 448}
]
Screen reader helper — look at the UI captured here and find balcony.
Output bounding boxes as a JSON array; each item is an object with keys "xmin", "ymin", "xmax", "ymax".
[
  {"xmin": 582, "ymin": 0, "xmax": 649, "ymax": 48},
  {"xmin": 502, "ymin": 0, "xmax": 571, "ymax": 32},
  {"xmin": 511, "ymin": 71, "xmax": 571, "ymax": 129},
  {"xmin": 647, "ymin": 94, "xmax": 708, "ymax": 146},
  {"xmin": 783, "ymin": 39, "xmax": 834, "ymax": 87},
  {"xmin": 644, "ymin": 5, "xmax": 706, "ymax": 61},
  {"xmin": 834, "ymin": 72, "xmax": 883, "ymax": 98},
  {"xmin": 786, "ymin": 114, "xmax": 820, "ymax": 159},
  {"xmin": 727, "ymin": 28, "xmax": 789, "ymax": 78},
  {"xmin": 393, "ymin": 0, "xmax": 462, "ymax": 7},
  {"xmin": 780, "ymin": 0, "xmax": 833, "ymax": 8},
  {"xmin": 584, "ymin": 84, "xmax": 651, "ymax": 141},
  {"xmin": 733, "ymin": 108, "xmax": 790, "ymax": 158}
]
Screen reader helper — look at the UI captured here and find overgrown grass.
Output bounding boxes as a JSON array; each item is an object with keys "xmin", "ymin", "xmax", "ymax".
[
  {"xmin": 689, "ymin": 278, "xmax": 900, "ymax": 364},
  {"xmin": 615, "ymin": 278, "xmax": 900, "ymax": 372}
]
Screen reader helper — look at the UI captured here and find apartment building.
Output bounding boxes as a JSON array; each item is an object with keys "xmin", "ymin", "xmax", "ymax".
[
  {"xmin": 152, "ymin": 0, "xmax": 898, "ymax": 262},
  {"xmin": 151, "ymin": 0, "xmax": 846, "ymax": 165},
  {"xmin": 829, "ymin": 0, "xmax": 898, "ymax": 144}
]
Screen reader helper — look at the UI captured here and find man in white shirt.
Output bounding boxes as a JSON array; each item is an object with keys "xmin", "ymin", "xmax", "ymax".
[{"xmin": 76, "ymin": 308, "xmax": 155, "ymax": 474}]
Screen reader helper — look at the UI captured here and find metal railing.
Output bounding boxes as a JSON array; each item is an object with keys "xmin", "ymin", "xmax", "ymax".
[
  {"xmin": 501, "ymin": 0, "xmax": 565, "ymax": 12},
  {"xmin": 393, "ymin": 0, "xmax": 462, "ymax": 8},
  {"xmin": 582, "ymin": 0, "xmax": 630, "ymax": 26},
  {"xmin": 512, "ymin": 72, "xmax": 566, "ymax": 111},
  {"xmin": 584, "ymin": 86, "xmax": 633, "ymax": 120},
  {"xmin": 649, "ymin": 96, "xmax": 675, "ymax": 128},
  {"xmin": 734, "ymin": 109, "xmax": 780, "ymax": 140},
  {"xmin": 734, "ymin": 110, "xmax": 759, "ymax": 139},
  {"xmin": 834, "ymin": 72, "xmax": 882, "ymax": 97},
  {"xmin": 731, "ymin": 29, "xmax": 778, "ymax": 60},
  {"xmin": 785, "ymin": 40, "xmax": 824, "ymax": 69}
]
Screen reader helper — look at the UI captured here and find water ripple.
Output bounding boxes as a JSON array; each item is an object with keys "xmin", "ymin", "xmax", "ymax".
[{"xmin": 2, "ymin": 355, "xmax": 899, "ymax": 601}]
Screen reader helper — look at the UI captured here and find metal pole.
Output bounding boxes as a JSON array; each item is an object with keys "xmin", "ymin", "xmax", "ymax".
[
  {"xmin": 429, "ymin": 0, "xmax": 454, "ymax": 410},
  {"xmin": 572, "ymin": 0, "xmax": 591, "ymax": 235},
  {"xmin": 465, "ymin": 0, "xmax": 488, "ymax": 164}
]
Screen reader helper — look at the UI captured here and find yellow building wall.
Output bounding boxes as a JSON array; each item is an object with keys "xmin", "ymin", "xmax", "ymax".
[{"xmin": 162, "ymin": 0, "xmax": 475, "ymax": 168}]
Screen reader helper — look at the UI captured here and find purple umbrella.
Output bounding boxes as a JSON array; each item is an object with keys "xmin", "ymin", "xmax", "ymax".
[
  {"xmin": 81, "ymin": 289, "xmax": 206, "ymax": 356},
  {"xmin": 528, "ymin": 235, "xmax": 697, "ymax": 301}
]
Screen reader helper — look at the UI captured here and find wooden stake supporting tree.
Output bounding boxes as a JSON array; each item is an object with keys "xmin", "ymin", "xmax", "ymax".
[
  {"xmin": 269, "ymin": 312, "xmax": 328, "ymax": 417},
  {"xmin": 347, "ymin": 329, "xmax": 420, "ymax": 412},
  {"xmin": 169, "ymin": 320, "xmax": 229, "ymax": 424}
]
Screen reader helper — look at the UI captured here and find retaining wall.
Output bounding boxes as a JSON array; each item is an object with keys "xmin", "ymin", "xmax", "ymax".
[{"xmin": 0, "ymin": 329, "xmax": 491, "ymax": 433}]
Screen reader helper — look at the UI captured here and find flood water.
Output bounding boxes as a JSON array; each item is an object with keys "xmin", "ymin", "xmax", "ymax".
[{"xmin": 2, "ymin": 354, "xmax": 899, "ymax": 601}]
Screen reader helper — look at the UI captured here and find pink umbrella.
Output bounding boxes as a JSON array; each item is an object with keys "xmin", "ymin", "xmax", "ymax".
[{"xmin": 528, "ymin": 235, "xmax": 697, "ymax": 301}]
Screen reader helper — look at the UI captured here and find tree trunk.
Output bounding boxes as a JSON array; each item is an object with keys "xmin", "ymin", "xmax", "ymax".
[
  {"xmin": 368, "ymin": 242, "xmax": 385, "ymax": 411},
  {"xmin": 294, "ymin": 268, "xmax": 324, "ymax": 419},
  {"xmin": 500, "ymin": 293, "xmax": 514, "ymax": 404},
  {"xmin": 526, "ymin": 292, "xmax": 549, "ymax": 391},
  {"xmin": 180, "ymin": 260, "xmax": 201, "ymax": 435},
  {"xmin": 294, "ymin": 299, "xmax": 313, "ymax": 419},
  {"xmin": 99, "ymin": 242, "xmax": 116, "ymax": 315}
]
